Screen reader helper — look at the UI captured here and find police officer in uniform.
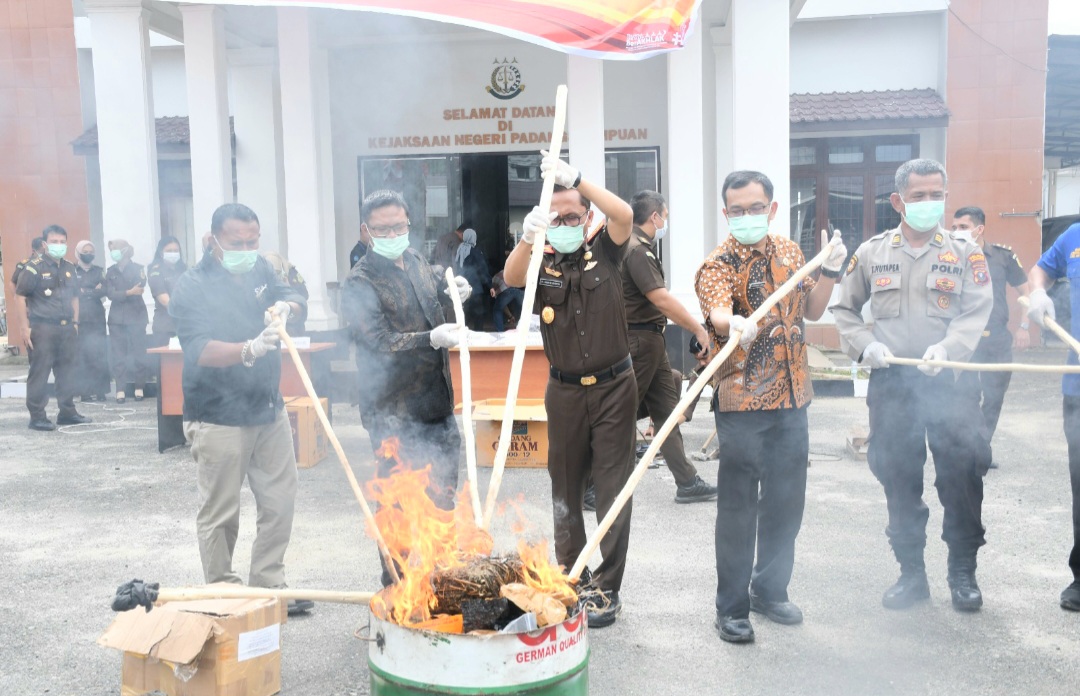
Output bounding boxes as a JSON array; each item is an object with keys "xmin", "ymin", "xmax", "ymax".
[
  {"xmin": 15, "ymin": 225, "xmax": 92, "ymax": 430},
  {"xmin": 504, "ymin": 151, "xmax": 635, "ymax": 628},
  {"xmin": 832, "ymin": 159, "xmax": 993, "ymax": 612},
  {"xmin": 951, "ymin": 206, "xmax": 1029, "ymax": 468},
  {"xmin": 622, "ymin": 190, "xmax": 717, "ymax": 504}
]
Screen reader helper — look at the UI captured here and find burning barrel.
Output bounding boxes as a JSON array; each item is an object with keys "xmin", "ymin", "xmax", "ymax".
[{"xmin": 367, "ymin": 593, "xmax": 589, "ymax": 695}]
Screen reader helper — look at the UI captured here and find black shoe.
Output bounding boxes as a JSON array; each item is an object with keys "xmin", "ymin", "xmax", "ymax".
[
  {"xmin": 715, "ymin": 615, "xmax": 755, "ymax": 644},
  {"xmin": 882, "ymin": 572, "xmax": 930, "ymax": 610},
  {"xmin": 585, "ymin": 590, "xmax": 621, "ymax": 628},
  {"xmin": 79, "ymin": 394, "xmax": 94, "ymax": 403},
  {"xmin": 95, "ymin": 394, "xmax": 107, "ymax": 402},
  {"xmin": 582, "ymin": 485, "xmax": 597, "ymax": 512},
  {"xmin": 675, "ymin": 476, "xmax": 718, "ymax": 504},
  {"xmin": 287, "ymin": 599, "xmax": 314, "ymax": 615},
  {"xmin": 57, "ymin": 413, "xmax": 92, "ymax": 425},
  {"xmin": 1060, "ymin": 581, "xmax": 1080, "ymax": 611},
  {"xmin": 28, "ymin": 419, "xmax": 55, "ymax": 432},
  {"xmin": 749, "ymin": 593, "xmax": 803, "ymax": 625},
  {"xmin": 949, "ymin": 571, "xmax": 983, "ymax": 612}
]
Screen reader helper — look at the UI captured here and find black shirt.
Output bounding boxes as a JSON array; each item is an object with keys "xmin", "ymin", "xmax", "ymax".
[
  {"xmin": 74, "ymin": 264, "xmax": 107, "ymax": 329},
  {"xmin": 15, "ymin": 255, "xmax": 78, "ymax": 324},
  {"xmin": 169, "ymin": 252, "xmax": 307, "ymax": 426},
  {"xmin": 147, "ymin": 259, "xmax": 187, "ymax": 334},
  {"xmin": 105, "ymin": 262, "xmax": 149, "ymax": 327},
  {"xmin": 983, "ymin": 242, "xmax": 1027, "ymax": 335}
]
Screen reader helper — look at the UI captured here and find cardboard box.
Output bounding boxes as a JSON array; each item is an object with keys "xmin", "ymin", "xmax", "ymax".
[
  {"xmin": 472, "ymin": 399, "xmax": 548, "ymax": 469},
  {"xmin": 98, "ymin": 594, "xmax": 285, "ymax": 696},
  {"xmin": 286, "ymin": 396, "xmax": 328, "ymax": 468}
]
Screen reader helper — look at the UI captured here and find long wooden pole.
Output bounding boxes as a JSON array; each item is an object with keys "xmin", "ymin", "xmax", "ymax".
[
  {"xmin": 274, "ymin": 321, "xmax": 399, "ymax": 584},
  {"xmin": 885, "ymin": 356, "xmax": 1080, "ymax": 373},
  {"xmin": 445, "ymin": 268, "xmax": 483, "ymax": 526},
  {"xmin": 568, "ymin": 238, "xmax": 839, "ymax": 581},
  {"xmin": 1018, "ymin": 296, "xmax": 1080, "ymax": 355},
  {"xmin": 481, "ymin": 84, "xmax": 568, "ymax": 530},
  {"xmin": 154, "ymin": 585, "xmax": 375, "ymax": 606}
]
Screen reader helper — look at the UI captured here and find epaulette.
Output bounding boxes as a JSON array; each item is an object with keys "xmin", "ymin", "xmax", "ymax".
[{"xmin": 867, "ymin": 230, "xmax": 890, "ymax": 242}]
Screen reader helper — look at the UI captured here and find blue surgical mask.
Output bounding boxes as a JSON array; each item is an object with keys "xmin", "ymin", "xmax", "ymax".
[
  {"xmin": 371, "ymin": 233, "xmax": 411, "ymax": 260},
  {"xmin": 901, "ymin": 198, "xmax": 944, "ymax": 233},
  {"xmin": 214, "ymin": 236, "xmax": 258, "ymax": 274},
  {"xmin": 547, "ymin": 225, "xmax": 585, "ymax": 254},
  {"xmin": 47, "ymin": 243, "xmax": 67, "ymax": 259},
  {"xmin": 655, "ymin": 217, "xmax": 668, "ymax": 241},
  {"xmin": 728, "ymin": 214, "xmax": 770, "ymax": 246}
]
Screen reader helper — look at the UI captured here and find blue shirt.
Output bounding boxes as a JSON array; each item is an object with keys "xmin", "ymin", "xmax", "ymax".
[{"xmin": 1036, "ymin": 221, "xmax": 1080, "ymax": 395}]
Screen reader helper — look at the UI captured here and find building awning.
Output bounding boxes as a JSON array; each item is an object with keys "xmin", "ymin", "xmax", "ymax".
[
  {"xmin": 790, "ymin": 88, "xmax": 949, "ymax": 133},
  {"xmin": 1046, "ymin": 35, "xmax": 1080, "ymax": 168},
  {"xmin": 72, "ymin": 116, "xmax": 234, "ymax": 156}
]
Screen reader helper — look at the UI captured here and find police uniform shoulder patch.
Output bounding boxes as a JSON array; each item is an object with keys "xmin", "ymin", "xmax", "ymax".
[
  {"xmin": 294, "ymin": 272, "xmax": 304, "ymax": 283},
  {"xmin": 932, "ymin": 232, "xmax": 944, "ymax": 246},
  {"xmin": 645, "ymin": 251, "xmax": 655, "ymax": 260},
  {"xmin": 969, "ymin": 251, "xmax": 990, "ymax": 286},
  {"xmin": 890, "ymin": 233, "xmax": 903, "ymax": 247},
  {"xmin": 846, "ymin": 254, "xmax": 858, "ymax": 275}
]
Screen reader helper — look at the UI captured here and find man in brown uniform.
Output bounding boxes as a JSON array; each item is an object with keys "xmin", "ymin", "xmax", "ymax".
[
  {"xmin": 622, "ymin": 190, "xmax": 717, "ymax": 504},
  {"xmin": 504, "ymin": 151, "xmax": 635, "ymax": 628}
]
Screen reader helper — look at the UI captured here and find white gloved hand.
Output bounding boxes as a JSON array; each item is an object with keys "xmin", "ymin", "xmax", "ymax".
[
  {"xmin": 728, "ymin": 315, "xmax": 758, "ymax": 348},
  {"xmin": 445, "ymin": 276, "xmax": 472, "ymax": 303},
  {"xmin": 250, "ymin": 321, "xmax": 283, "ymax": 358},
  {"xmin": 264, "ymin": 301, "xmax": 292, "ymax": 327},
  {"xmin": 918, "ymin": 343, "xmax": 948, "ymax": 376},
  {"xmin": 430, "ymin": 322, "xmax": 462, "ymax": 349},
  {"xmin": 1027, "ymin": 288, "xmax": 1056, "ymax": 328},
  {"xmin": 861, "ymin": 341, "xmax": 893, "ymax": 369},
  {"xmin": 540, "ymin": 149, "xmax": 580, "ymax": 188},
  {"xmin": 822, "ymin": 230, "xmax": 849, "ymax": 274},
  {"xmin": 522, "ymin": 205, "xmax": 556, "ymax": 245}
]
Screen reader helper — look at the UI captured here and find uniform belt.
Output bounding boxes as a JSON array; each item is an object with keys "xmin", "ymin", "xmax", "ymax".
[
  {"xmin": 550, "ymin": 355, "xmax": 633, "ymax": 387},
  {"xmin": 627, "ymin": 322, "xmax": 665, "ymax": 334},
  {"xmin": 30, "ymin": 318, "xmax": 73, "ymax": 327}
]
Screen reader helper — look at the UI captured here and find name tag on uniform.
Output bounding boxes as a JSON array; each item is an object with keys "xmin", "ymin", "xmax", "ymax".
[{"xmin": 539, "ymin": 278, "xmax": 564, "ymax": 288}]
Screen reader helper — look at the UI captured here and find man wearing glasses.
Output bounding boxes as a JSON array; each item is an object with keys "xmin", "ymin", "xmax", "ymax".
[
  {"xmin": 695, "ymin": 170, "xmax": 846, "ymax": 644},
  {"xmin": 832, "ymin": 159, "xmax": 993, "ymax": 613},
  {"xmin": 504, "ymin": 151, "xmax": 635, "ymax": 629},
  {"xmin": 341, "ymin": 190, "xmax": 471, "ymax": 540}
]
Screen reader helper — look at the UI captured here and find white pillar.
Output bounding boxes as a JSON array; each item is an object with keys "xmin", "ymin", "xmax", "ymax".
[
  {"xmin": 84, "ymin": 0, "xmax": 160, "ymax": 260},
  {"xmin": 277, "ymin": 7, "xmax": 333, "ymax": 329},
  {"xmin": 713, "ymin": 26, "xmax": 734, "ymax": 235},
  {"xmin": 180, "ymin": 4, "xmax": 233, "ymax": 248},
  {"xmin": 231, "ymin": 49, "xmax": 286, "ymax": 254},
  {"xmin": 731, "ymin": 0, "xmax": 790, "ymax": 238},
  {"xmin": 566, "ymin": 56, "xmax": 605, "ymax": 185},
  {"xmin": 667, "ymin": 26, "xmax": 707, "ymax": 302}
]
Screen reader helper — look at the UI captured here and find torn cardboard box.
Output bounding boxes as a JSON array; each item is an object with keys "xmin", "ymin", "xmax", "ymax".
[{"xmin": 99, "ymin": 594, "xmax": 285, "ymax": 696}]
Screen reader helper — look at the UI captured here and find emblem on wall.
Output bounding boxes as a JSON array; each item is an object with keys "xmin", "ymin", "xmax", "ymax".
[{"xmin": 487, "ymin": 58, "xmax": 525, "ymax": 100}]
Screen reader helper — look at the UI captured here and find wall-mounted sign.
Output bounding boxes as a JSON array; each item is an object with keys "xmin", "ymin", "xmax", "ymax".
[{"xmin": 487, "ymin": 58, "xmax": 525, "ymax": 100}]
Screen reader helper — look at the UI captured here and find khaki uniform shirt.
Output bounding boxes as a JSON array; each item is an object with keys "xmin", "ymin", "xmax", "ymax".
[
  {"xmin": 831, "ymin": 227, "xmax": 993, "ymax": 362},
  {"xmin": 621, "ymin": 227, "xmax": 666, "ymax": 327},
  {"xmin": 534, "ymin": 226, "xmax": 629, "ymax": 374}
]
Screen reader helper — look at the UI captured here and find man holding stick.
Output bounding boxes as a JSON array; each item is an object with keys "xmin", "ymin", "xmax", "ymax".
[
  {"xmin": 1025, "ymin": 218, "xmax": 1080, "ymax": 612},
  {"xmin": 695, "ymin": 170, "xmax": 846, "ymax": 644},
  {"xmin": 504, "ymin": 152, "xmax": 635, "ymax": 628},
  {"xmin": 169, "ymin": 203, "xmax": 310, "ymax": 614},
  {"xmin": 832, "ymin": 159, "xmax": 993, "ymax": 613}
]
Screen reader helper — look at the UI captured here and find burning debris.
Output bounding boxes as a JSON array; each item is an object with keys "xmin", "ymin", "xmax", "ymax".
[{"xmin": 366, "ymin": 439, "xmax": 580, "ymax": 634}]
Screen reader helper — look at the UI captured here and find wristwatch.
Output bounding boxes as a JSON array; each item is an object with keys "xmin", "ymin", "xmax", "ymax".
[
  {"xmin": 570, "ymin": 171, "xmax": 582, "ymax": 189},
  {"xmin": 820, "ymin": 267, "xmax": 841, "ymax": 279}
]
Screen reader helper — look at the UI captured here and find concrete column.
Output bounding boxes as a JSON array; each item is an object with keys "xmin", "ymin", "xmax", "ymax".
[
  {"xmin": 84, "ymin": 0, "xmax": 160, "ymax": 259},
  {"xmin": 731, "ymin": 0, "xmax": 790, "ymax": 238},
  {"xmin": 277, "ymin": 7, "xmax": 333, "ymax": 329},
  {"xmin": 667, "ymin": 26, "xmax": 708, "ymax": 302},
  {"xmin": 566, "ymin": 56, "xmax": 605, "ymax": 185},
  {"xmin": 230, "ymin": 49, "xmax": 286, "ymax": 254},
  {"xmin": 712, "ymin": 25, "xmax": 734, "ymax": 241},
  {"xmin": 180, "ymin": 4, "xmax": 233, "ymax": 248}
]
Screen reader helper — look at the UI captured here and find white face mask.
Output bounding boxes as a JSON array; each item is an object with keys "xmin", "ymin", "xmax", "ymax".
[{"xmin": 654, "ymin": 214, "xmax": 668, "ymax": 241}]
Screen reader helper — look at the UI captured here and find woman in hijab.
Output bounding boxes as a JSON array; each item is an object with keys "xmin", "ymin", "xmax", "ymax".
[
  {"xmin": 73, "ymin": 240, "xmax": 110, "ymax": 401},
  {"xmin": 453, "ymin": 228, "xmax": 491, "ymax": 330},
  {"xmin": 105, "ymin": 239, "xmax": 149, "ymax": 403},
  {"xmin": 263, "ymin": 252, "xmax": 309, "ymax": 336}
]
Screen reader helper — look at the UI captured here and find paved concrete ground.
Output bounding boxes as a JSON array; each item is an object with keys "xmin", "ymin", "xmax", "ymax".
[{"xmin": 2, "ymin": 348, "xmax": 1079, "ymax": 695}]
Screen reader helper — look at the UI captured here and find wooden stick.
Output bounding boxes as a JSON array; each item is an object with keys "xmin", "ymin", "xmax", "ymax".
[
  {"xmin": 445, "ymin": 268, "xmax": 483, "ymax": 526},
  {"xmin": 884, "ymin": 356, "xmax": 1080, "ymax": 373},
  {"xmin": 274, "ymin": 321, "xmax": 399, "ymax": 584},
  {"xmin": 481, "ymin": 84, "xmax": 568, "ymax": 530},
  {"xmin": 699, "ymin": 430, "xmax": 717, "ymax": 454},
  {"xmin": 155, "ymin": 585, "xmax": 375, "ymax": 606},
  {"xmin": 568, "ymin": 238, "xmax": 839, "ymax": 581},
  {"xmin": 1018, "ymin": 296, "xmax": 1080, "ymax": 355}
]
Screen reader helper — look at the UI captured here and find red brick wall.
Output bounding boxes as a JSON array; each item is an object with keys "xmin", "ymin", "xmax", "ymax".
[{"xmin": 0, "ymin": 0, "xmax": 90, "ymax": 345}]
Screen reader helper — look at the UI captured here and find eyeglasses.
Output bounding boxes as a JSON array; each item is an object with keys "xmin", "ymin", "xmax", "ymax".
[
  {"xmin": 550, "ymin": 212, "xmax": 587, "ymax": 227},
  {"xmin": 726, "ymin": 204, "xmax": 770, "ymax": 218},
  {"xmin": 367, "ymin": 222, "xmax": 410, "ymax": 238}
]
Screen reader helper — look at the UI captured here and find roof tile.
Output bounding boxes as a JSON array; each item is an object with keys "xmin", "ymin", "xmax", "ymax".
[{"xmin": 790, "ymin": 88, "xmax": 948, "ymax": 124}]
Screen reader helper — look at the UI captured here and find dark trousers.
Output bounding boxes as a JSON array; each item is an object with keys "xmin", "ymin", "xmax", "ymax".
[
  {"xmin": 464, "ymin": 294, "xmax": 486, "ymax": 331},
  {"xmin": 492, "ymin": 289, "xmax": 524, "ymax": 332},
  {"xmin": 972, "ymin": 332, "xmax": 1013, "ymax": 442},
  {"xmin": 109, "ymin": 322, "xmax": 146, "ymax": 391},
  {"xmin": 75, "ymin": 326, "xmax": 110, "ymax": 397},
  {"xmin": 629, "ymin": 330, "xmax": 698, "ymax": 486},
  {"xmin": 547, "ymin": 369, "xmax": 637, "ymax": 593},
  {"xmin": 1061, "ymin": 396, "xmax": 1080, "ymax": 582},
  {"xmin": 713, "ymin": 405, "xmax": 809, "ymax": 618},
  {"xmin": 26, "ymin": 323, "xmax": 78, "ymax": 421},
  {"xmin": 866, "ymin": 367, "xmax": 990, "ymax": 566}
]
